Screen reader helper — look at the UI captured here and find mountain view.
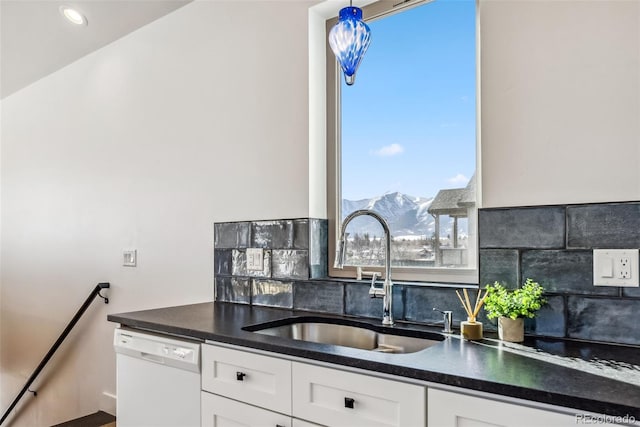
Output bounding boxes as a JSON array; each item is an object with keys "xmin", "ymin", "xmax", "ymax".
[{"xmin": 341, "ymin": 191, "xmax": 467, "ymax": 239}]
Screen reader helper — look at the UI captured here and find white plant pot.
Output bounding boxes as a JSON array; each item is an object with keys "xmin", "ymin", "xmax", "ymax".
[{"xmin": 498, "ymin": 317, "xmax": 524, "ymax": 342}]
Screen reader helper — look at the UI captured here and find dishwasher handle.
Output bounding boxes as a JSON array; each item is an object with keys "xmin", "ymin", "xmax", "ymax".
[
  {"xmin": 141, "ymin": 352, "xmax": 166, "ymax": 365},
  {"xmin": 114, "ymin": 328, "xmax": 200, "ymax": 373}
]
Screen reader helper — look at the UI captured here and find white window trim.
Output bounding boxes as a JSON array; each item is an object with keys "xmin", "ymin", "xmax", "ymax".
[{"xmin": 324, "ymin": 0, "xmax": 482, "ymax": 285}]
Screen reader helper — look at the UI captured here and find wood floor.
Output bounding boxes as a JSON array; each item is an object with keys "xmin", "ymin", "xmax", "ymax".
[{"xmin": 51, "ymin": 410, "xmax": 115, "ymax": 427}]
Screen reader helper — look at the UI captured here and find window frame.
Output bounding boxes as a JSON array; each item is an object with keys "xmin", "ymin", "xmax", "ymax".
[{"xmin": 325, "ymin": 0, "xmax": 481, "ymax": 284}]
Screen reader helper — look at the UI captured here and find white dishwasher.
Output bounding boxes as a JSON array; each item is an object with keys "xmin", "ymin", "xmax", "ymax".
[{"xmin": 114, "ymin": 327, "xmax": 201, "ymax": 427}]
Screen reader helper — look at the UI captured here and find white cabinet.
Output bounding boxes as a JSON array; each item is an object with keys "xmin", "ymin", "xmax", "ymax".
[
  {"xmin": 201, "ymin": 343, "xmax": 618, "ymax": 427},
  {"xmin": 201, "ymin": 392, "xmax": 291, "ymax": 427},
  {"xmin": 201, "ymin": 343, "xmax": 425, "ymax": 427},
  {"xmin": 201, "ymin": 344, "xmax": 292, "ymax": 415},
  {"xmin": 292, "ymin": 362, "xmax": 425, "ymax": 427},
  {"xmin": 427, "ymin": 388, "xmax": 619, "ymax": 427}
]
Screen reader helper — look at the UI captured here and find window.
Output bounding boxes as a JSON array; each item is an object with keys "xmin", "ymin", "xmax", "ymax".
[{"xmin": 327, "ymin": 0, "xmax": 478, "ymax": 284}]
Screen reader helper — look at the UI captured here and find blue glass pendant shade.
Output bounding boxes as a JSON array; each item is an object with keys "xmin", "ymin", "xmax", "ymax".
[{"xmin": 329, "ymin": 6, "xmax": 371, "ymax": 86}]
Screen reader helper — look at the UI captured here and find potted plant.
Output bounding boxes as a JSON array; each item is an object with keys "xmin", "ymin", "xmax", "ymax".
[{"xmin": 483, "ymin": 279, "xmax": 546, "ymax": 342}]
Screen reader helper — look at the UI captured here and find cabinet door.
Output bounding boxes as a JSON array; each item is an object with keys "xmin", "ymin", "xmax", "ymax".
[
  {"xmin": 202, "ymin": 344, "xmax": 292, "ymax": 415},
  {"xmin": 292, "ymin": 362, "xmax": 425, "ymax": 427},
  {"xmin": 201, "ymin": 392, "xmax": 291, "ymax": 427},
  {"xmin": 428, "ymin": 388, "xmax": 619, "ymax": 427}
]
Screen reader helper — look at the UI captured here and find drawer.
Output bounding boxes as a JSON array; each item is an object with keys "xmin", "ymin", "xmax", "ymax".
[
  {"xmin": 202, "ymin": 344, "xmax": 292, "ymax": 415},
  {"xmin": 201, "ymin": 392, "xmax": 291, "ymax": 427},
  {"xmin": 292, "ymin": 362, "xmax": 425, "ymax": 427},
  {"xmin": 427, "ymin": 388, "xmax": 608, "ymax": 427}
]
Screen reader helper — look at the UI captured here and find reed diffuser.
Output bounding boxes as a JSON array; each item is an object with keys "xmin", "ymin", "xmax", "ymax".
[{"xmin": 455, "ymin": 288, "xmax": 487, "ymax": 340}]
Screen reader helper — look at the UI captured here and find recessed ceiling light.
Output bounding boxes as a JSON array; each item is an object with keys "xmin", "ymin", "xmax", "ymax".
[{"xmin": 59, "ymin": 5, "xmax": 87, "ymax": 26}]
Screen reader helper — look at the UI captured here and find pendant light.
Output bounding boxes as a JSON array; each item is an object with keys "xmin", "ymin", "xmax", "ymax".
[{"xmin": 328, "ymin": 1, "xmax": 371, "ymax": 86}]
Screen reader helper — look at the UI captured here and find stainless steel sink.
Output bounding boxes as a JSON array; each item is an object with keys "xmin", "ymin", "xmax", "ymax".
[{"xmin": 244, "ymin": 318, "xmax": 444, "ymax": 354}]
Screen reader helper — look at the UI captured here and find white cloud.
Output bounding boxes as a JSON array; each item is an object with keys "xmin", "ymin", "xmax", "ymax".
[
  {"xmin": 371, "ymin": 143, "xmax": 404, "ymax": 157},
  {"xmin": 447, "ymin": 173, "xmax": 469, "ymax": 185}
]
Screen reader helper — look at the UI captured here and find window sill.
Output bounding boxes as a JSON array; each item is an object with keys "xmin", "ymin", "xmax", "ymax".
[{"xmin": 327, "ymin": 265, "xmax": 478, "ymax": 286}]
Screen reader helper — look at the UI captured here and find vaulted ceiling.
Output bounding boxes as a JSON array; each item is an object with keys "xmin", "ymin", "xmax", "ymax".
[{"xmin": 1, "ymin": 0, "xmax": 192, "ymax": 99}]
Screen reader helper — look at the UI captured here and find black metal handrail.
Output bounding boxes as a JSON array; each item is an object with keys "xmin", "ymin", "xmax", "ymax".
[{"xmin": 0, "ymin": 282, "xmax": 110, "ymax": 425}]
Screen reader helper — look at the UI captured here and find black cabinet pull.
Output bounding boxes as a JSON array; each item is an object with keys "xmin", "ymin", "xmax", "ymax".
[
  {"xmin": 344, "ymin": 397, "xmax": 355, "ymax": 409},
  {"xmin": 236, "ymin": 371, "xmax": 246, "ymax": 381},
  {"xmin": 276, "ymin": 425, "xmax": 285, "ymax": 427}
]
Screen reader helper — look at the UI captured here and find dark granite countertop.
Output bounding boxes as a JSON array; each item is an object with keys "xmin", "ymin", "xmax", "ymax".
[{"xmin": 108, "ymin": 302, "xmax": 640, "ymax": 420}]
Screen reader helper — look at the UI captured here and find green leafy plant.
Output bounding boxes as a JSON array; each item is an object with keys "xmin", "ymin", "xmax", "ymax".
[{"xmin": 483, "ymin": 279, "xmax": 546, "ymax": 320}]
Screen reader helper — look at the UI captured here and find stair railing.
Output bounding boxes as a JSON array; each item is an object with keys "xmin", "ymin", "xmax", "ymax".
[{"xmin": 0, "ymin": 282, "xmax": 110, "ymax": 425}]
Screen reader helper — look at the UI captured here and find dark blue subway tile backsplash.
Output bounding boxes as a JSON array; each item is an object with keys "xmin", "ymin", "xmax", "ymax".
[
  {"xmin": 567, "ymin": 203, "xmax": 640, "ymax": 249},
  {"xmin": 214, "ymin": 222, "xmax": 250, "ymax": 249},
  {"xmin": 214, "ymin": 249, "xmax": 233, "ymax": 276},
  {"xmin": 252, "ymin": 220, "xmax": 295, "ymax": 249},
  {"xmin": 309, "ymin": 218, "xmax": 328, "ymax": 279},
  {"xmin": 214, "ymin": 203, "xmax": 640, "ymax": 346},
  {"xmin": 524, "ymin": 295, "xmax": 565, "ymax": 338},
  {"xmin": 231, "ymin": 250, "xmax": 247, "ymax": 276},
  {"xmin": 405, "ymin": 286, "xmax": 469, "ymax": 325},
  {"xmin": 294, "ymin": 280, "xmax": 344, "ymax": 313},
  {"xmin": 251, "ymin": 279, "xmax": 293, "ymax": 308},
  {"xmin": 344, "ymin": 282, "xmax": 404, "ymax": 320},
  {"xmin": 272, "ymin": 250, "xmax": 309, "ymax": 280},
  {"xmin": 215, "ymin": 276, "xmax": 251, "ymax": 304},
  {"xmin": 567, "ymin": 296, "xmax": 640, "ymax": 346},
  {"xmin": 479, "ymin": 249, "xmax": 519, "ymax": 287},
  {"xmin": 293, "ymin": 219, "xmax": 310, "ymax": 249},
  {"xmin": 622, "ymin": 287, "xmax": 640, "ymax": 298},
  {"xmin": 479, "ymin": 207, "xmax": 565, "ymax": 249},
  {"xmin": 520, "ymin": 250, "xmax": 609, "ymax": 295}
]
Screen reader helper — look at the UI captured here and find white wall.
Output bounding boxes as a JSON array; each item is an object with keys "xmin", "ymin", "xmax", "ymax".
[
  {"xmin": 480, "ymin": 0, "xmax": 640, "ymax": 208},
  {"xmin": 0, "ymin": 1, "xmax": 313, "ymax": 424},
  {"xmin": 2, "ymin": 0, "xmax": 640, "ymax": 424},
  {"xmin": 308, "ymin": 5, "xmax": 327, "ymax": 220}
]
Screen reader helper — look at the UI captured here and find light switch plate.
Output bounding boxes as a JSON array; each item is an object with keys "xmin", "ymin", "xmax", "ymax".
[
  {"xmin": 123, "ymin": 250, "xmax": 137, "ymax": 267},
  {"xmin": 246, "ymin": 248, "xmax": 264, "ymax": 271},
  {"xmin": 593, "ymin": 249, "xmax": 639, "ymax": 287}
]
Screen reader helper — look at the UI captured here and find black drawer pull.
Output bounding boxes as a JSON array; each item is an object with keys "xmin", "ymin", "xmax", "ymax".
[
  {"xmin": 344, "ymin": 397, "xmax": 355, "ymax": 409},
  {"xmin": 276, "ymin": 425, "xmax": 285, "ymax": 427},
  {"xmin": 236, "ymin": 371, "xmax": 246, "ymax": 381}
]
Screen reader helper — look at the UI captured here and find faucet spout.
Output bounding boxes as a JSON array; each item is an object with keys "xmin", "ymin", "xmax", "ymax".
[{"xmin": 335, "ymin": 209, "xmax": 394, "ymax": 326}]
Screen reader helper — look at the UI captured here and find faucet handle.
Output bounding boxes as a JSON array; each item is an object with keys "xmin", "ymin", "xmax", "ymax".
[
  {"xmin": 357, "ymin": 266, "xmax": 380, "ymax": 281},
  {"xmin": 433, "ymin": 308, "xmax": 454, "ymax": 333},
  {"xmin": 367, "ymin": 272, "xmax": 385, "ymax": 298},
  {"xmin": 334, "ymin": 236, "xmax": 346, "ymax": 269}
]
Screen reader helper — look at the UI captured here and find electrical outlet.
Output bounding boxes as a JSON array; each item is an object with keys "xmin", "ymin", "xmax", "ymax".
[
  {"xmin": 593, "ymin": 249, "xmax": 639, "ymax": 287},
  {"xmin": 246, "ymin": 248, "xmax": 264, "ymax": 271},
  {"xmin": 619, "ymin": 257, "xmax": 631, "ymax": 279}
]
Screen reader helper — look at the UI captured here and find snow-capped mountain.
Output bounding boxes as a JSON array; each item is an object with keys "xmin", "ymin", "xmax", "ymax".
[
  {"xmin": 341, "ymin": 191, "xmax": 467, "ymax": 238},
  {"xmin": 341, "ymin": 192, "xmax": 434, "ymax": 237}
]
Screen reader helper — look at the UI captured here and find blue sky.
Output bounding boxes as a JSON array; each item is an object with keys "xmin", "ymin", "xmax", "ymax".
[{"xmin": 341, "ymin": 0, "xmax": 476, "ymax": 201}]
